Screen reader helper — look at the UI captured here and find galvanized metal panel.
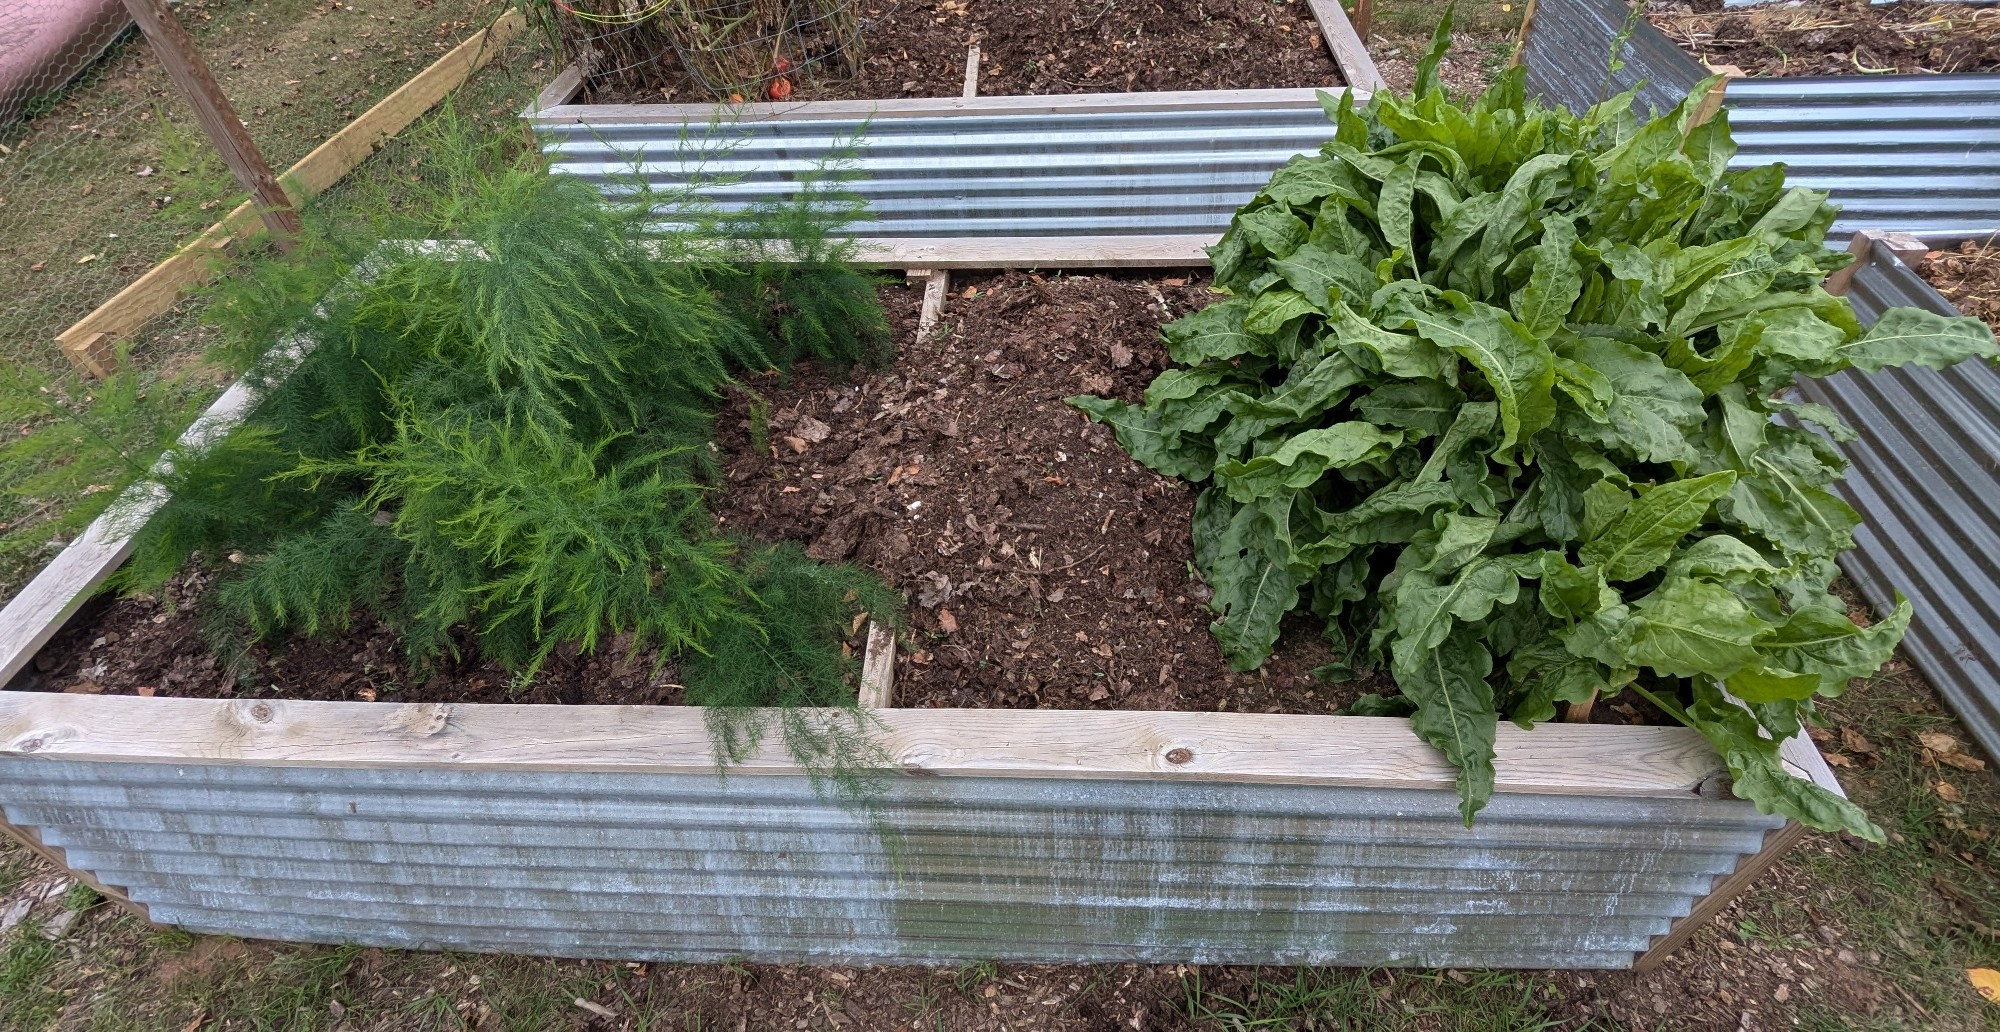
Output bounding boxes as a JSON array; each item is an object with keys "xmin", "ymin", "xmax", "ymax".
[
  {"xmin": 1519, "ymin": 0, "xmax": 1705, "ymax": 118},
  {"xmin": 1794, "ymin": 249, "xmax": 2000, "ymax": 757},
  {"xmin": 0, "ymin": 758, "xmax": 1782, "ymax": 967},
  {"xmin": 537, "ymin": 96, "xmax": 1344, "ymax": 240},
  {"xmin": 1727, "ymin": 75, "xmax": 2000, "ymax": 240},
  {"xmin": 1521, "ymin": 0, "xmax": 2000, "ymax": 239}
]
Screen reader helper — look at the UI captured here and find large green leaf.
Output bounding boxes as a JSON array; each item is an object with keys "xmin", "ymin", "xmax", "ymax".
[
  {"xmin": 1162, "ymin": 297, "xmax": 1264, "ymax": 364},
  {"xmin": 1580, "ymin": 471, "xmax": 1736, "ymax": 581},
  {"xmin": 1200, "ymin": 492, "xmax": 1309, "ymax": 670},
  {"xmin": 1066, "ymin": 396, "xmax": 1211, "ymax": 480},
  {"xmin": 1835, "ymin": 307, "xmax": 1999, "ymax": 372},
  {"xmin": 1554, "ymin": 336, "xmax": 1704, "ymax": 464},
  {"xmin": 1684, "ymin": 679, "xmax": 1883, "ymax": 841},
  {"xmin": 1214, "ymin": 423, "xmax": 1408, "ymax": 502},
  {"xmin": 1614, "ymin": 574, "xmax": 1766, "ymax": 678},
  {"xmin": 1396, "ymin": 627, "xmax": 1499, "ymax": 824},
  {"xmin": 1757, "ymin": 596, "xmax": 1911, "ymax": 691},
  {"xmin": 1382, "ymin": 292, "xmax": 1556, "ymax": 458}
]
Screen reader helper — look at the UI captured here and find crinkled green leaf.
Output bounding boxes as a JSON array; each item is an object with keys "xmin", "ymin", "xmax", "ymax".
[
  {"xmin": 1757, "ymin": 596, "xmax": 1911, "ymax": 692},
  {"xmin": 1684, "ymin": 679, "xmax": 1883, "ymax": 841},
  {"xmin": 1356, "ymin": 380, "xmax": 1468, "ymax": 438},
  {"xmin": 1065, "ymin": 395, "xmax": 1211, "ymax": 481},
  {"xmin": 1554, "ymin": 336, "xmax": 1704, "ymax": 464},
  {"xmin": 1507, "ymin": 638, "xmax": 1610, "ymax": 727},
  {"xmin": 1245, "ymin": 289, "xmax": 1321, "ymax": 336},
  {"xmin": 1382, "ymin": 291, "xmax": 1556, "ymax": 458},
  {"xmin": 1162, "ymin": 297, "xmax": 1264, "ymax": 364},
  {"xmin": 1215, "ymin": 423, "xmax": 1408, "ymax": 502},
  {"xmin": 1615, "ymin": 575, "xmax": 1766, "ymax": 678},
  {"xmin": 1200, "ymin": 492, "xmax": 1309, "ymax": 670}
]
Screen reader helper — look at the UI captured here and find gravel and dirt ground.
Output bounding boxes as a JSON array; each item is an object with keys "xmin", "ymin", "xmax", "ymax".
[{"xmin": 1646, "ymin": 0, "xmax": 2000, "ymax": 77}]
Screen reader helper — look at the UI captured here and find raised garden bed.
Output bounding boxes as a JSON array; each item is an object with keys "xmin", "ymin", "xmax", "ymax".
[
  {"xmin": 1645, "ymin": 0, "xmax": 2000, "ymax": 77},
  {"xmin": 547, "ymin": 0, "xmax": 1354, "ymax": 104},
  {"xmin": 11, "ymin": 28, "xmax": 1993, "ymax": 972}
]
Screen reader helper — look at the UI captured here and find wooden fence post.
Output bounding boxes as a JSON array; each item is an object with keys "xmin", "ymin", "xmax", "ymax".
[{"xmin": 118, "ymin": 0, "xmax": 302, "ymax": 249}]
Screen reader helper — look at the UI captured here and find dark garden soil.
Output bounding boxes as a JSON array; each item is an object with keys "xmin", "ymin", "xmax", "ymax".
[
  {"xmin": 1920, "ymin": 240, "xmax": 2000, "ymax": 337},
  {"xmin": 579, "ymin": 0, "xmax": 1346, "ymax": 103},
  {"xmin": 710, "ymin": 271, "xmax": 1356, "ymax": 713},
  {"xmin": 1646, "ymin": 0, "xmax": 2000, "ymax": 77},
  {"xmin": 21, "ymin": 567, "xmax": 694, "ymax": 707}
]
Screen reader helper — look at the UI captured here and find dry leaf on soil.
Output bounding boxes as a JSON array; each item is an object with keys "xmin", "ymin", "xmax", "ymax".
[
  {"xmin": 1934, "ymin": 780, "xmax": 1964, "ymax": 803},
  {"xmin": 1919, "ymin": 731, "xmax": 1962, "ymax": 754},
  {"xmin": 1968, "ymin": 967, "xmax": 2000, "ymax": 1003}
]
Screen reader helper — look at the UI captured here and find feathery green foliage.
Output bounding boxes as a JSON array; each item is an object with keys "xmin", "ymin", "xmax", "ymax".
[
  {"xmin": 8, "ymin": 109, "xmax": 901, "ymax": 775},
  {"xmin": 1069, "ymin": 17, "xmax": 1998, "ymax": 838}
]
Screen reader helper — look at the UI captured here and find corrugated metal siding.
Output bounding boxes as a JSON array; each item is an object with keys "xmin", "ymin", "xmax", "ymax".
[
  {"xmin": 1520, "ymin": 0, "xmax": 1705, "ymax": 118},
  {"xmin": 536, "ymin": 96, "xmax": 1341, "ymax": 239},
  {"xmin": 1797, "ymin": 250, "xmax": 2000, "ymax": 757},
  {"xmin": 0, "ymin": 758, "xmax": 1782, "ymax": 966},
  {"xmin": 1727, "ymin": 76, "xmax": 2000, "ymax": 240},
  {"xmin": 1521, "ymin": 0, "xmax": 2000, "ymax": 239}
]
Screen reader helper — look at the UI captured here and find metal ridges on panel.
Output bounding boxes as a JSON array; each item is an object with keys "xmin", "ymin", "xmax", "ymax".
[
  {"xmin": 0, "ymin": 759, "xmax": 1781, "ymax": 967},
  {"xmin": 535, "ymin": 94, "xmax": 1342, "ymax": 242},
  {"xmin": 1518, "ymin": 0, "xmax": 1704, "ymax": 118},
  {"xmin": 1797, "ymin": 249, "xmax": 2000, "ymax": 757},
  {"xmin": 1727, "ymin": 76, "xmax": 2000, "ymax": 240},
  {"xmin": 1518, "ymin": 0, "xmax": 2000, "ymax": 240}
]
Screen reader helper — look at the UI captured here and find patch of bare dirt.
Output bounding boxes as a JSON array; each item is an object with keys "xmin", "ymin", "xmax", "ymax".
[
  {"xmin": 1920, "ymin": 239, "xmax": 2000, "ymax": 336},
  {"xmin": 711, "ymin": 272, "xmax": 1357, "ymax": 713},
  {"xmin": 1647, "ymin": 0, "xmax": 2000, "ymax": 77}
]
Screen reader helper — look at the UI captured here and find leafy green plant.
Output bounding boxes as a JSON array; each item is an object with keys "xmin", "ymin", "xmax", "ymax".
[
  {"xmin": 1069, "ymin": 16, "xmax": 1997, "ymax": 837},
  {"xmin": 1, "ymin": 111, "xmax": 900, "ymax": 770}
]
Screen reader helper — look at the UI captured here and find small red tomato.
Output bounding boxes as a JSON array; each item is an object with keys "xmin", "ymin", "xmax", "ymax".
[
  {"xmin": 774, "ymin": 55, "xmax": 793, "ymax": 73},
  {"xmin": 768, "ymin": 76, "xmax": 793, "ymax": 100},
  {"xmin": 729, "ymin": 91, "xmax": 745, "ymax": 103}
]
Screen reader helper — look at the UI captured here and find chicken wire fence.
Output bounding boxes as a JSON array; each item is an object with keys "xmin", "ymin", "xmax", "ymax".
[
  {"xmin": 525, "ymin": 0, "xmax": 862, "ymax": 101},
  {"xmin": 0, "ymin": 0, "xmax": 207, "ymax": 369}
]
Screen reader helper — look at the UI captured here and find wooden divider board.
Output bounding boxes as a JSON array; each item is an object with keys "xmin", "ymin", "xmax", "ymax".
[
  {"xmin": 1306, "ymin": 0, "xmax": 1389, "ymax": 91},
  {"xmin": 55, "ymin": 9, "xmax": 525, "ymax": 375}
]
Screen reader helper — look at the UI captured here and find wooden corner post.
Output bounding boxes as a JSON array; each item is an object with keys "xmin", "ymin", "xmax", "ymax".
[{"xmin": 119, "ymin": 0, "xmax": 301, "ymax": 248}]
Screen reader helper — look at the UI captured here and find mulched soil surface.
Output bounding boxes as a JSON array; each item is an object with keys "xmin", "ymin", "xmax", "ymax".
[
  {"xmin": 579, "ymin": 0, "xmax": 1346, "ymax": 102},
  {"xmin": 19, "ymin": 274, "xmax": 1355, "ymax": 714},
  {"xmin": 713, "ymin": 272, "xmax": 1356, "ymax": 713},
  {"xmin": 22, "ymin": 571, "xmax": 689, "ymax": 707},
  {"xmin": 1920, "ymin": 240, "xmax": 2000, "ymax": 335},
  {"xmin": 1646, "ymin": 0, "xmax": 2000, "ymax": 77}
]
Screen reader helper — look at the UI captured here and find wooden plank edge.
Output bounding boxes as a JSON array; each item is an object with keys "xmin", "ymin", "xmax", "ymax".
[
  {"xmin": 1304, "ymin": 0, "xmax": 1389, "ymax": 91},
  {"xmin": 859, "ymin": 621, "xmax": 895, "ymax": 708},
  {"xmin": 1631, "ymin": 821, "xmax": 1807, "ymax": 970},
  {"xmin": 1507, "ymin": 0, "xmax": 1540, "ymax": 70},
  {"xmin": 531, "ymin": 55, "xmax": 590, "ymax": 114},
  {"xmin": 0, "ymin": 692, "xmax": 1743, "ymax": 798},
  {"xmin": 854, "ymin": 235, "xmax": 1216, "ymax": 269},
  {"xmin": 524, "ymin": 86, "xmax": 1358, "ymax": 125},
  {"xmin": 52, "ymin": 9, "xmax": 524, "ymax": 374},
  {"xmin": 962, "ymin": 44, "xmax": 980, "ymax": 99},
  {"xmin": 0, "ymin": 807, "xmax": 154, "ymax": 924}
]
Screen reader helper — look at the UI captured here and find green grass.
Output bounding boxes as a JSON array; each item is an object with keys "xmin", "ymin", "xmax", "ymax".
[
  {"xmin": 0, "ymin": 928, "xmax": 65, "ymax": 1029},
  {"xmin": 1181, "ymin": 968, "xmax": 1602, "ymax": 1031}
]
